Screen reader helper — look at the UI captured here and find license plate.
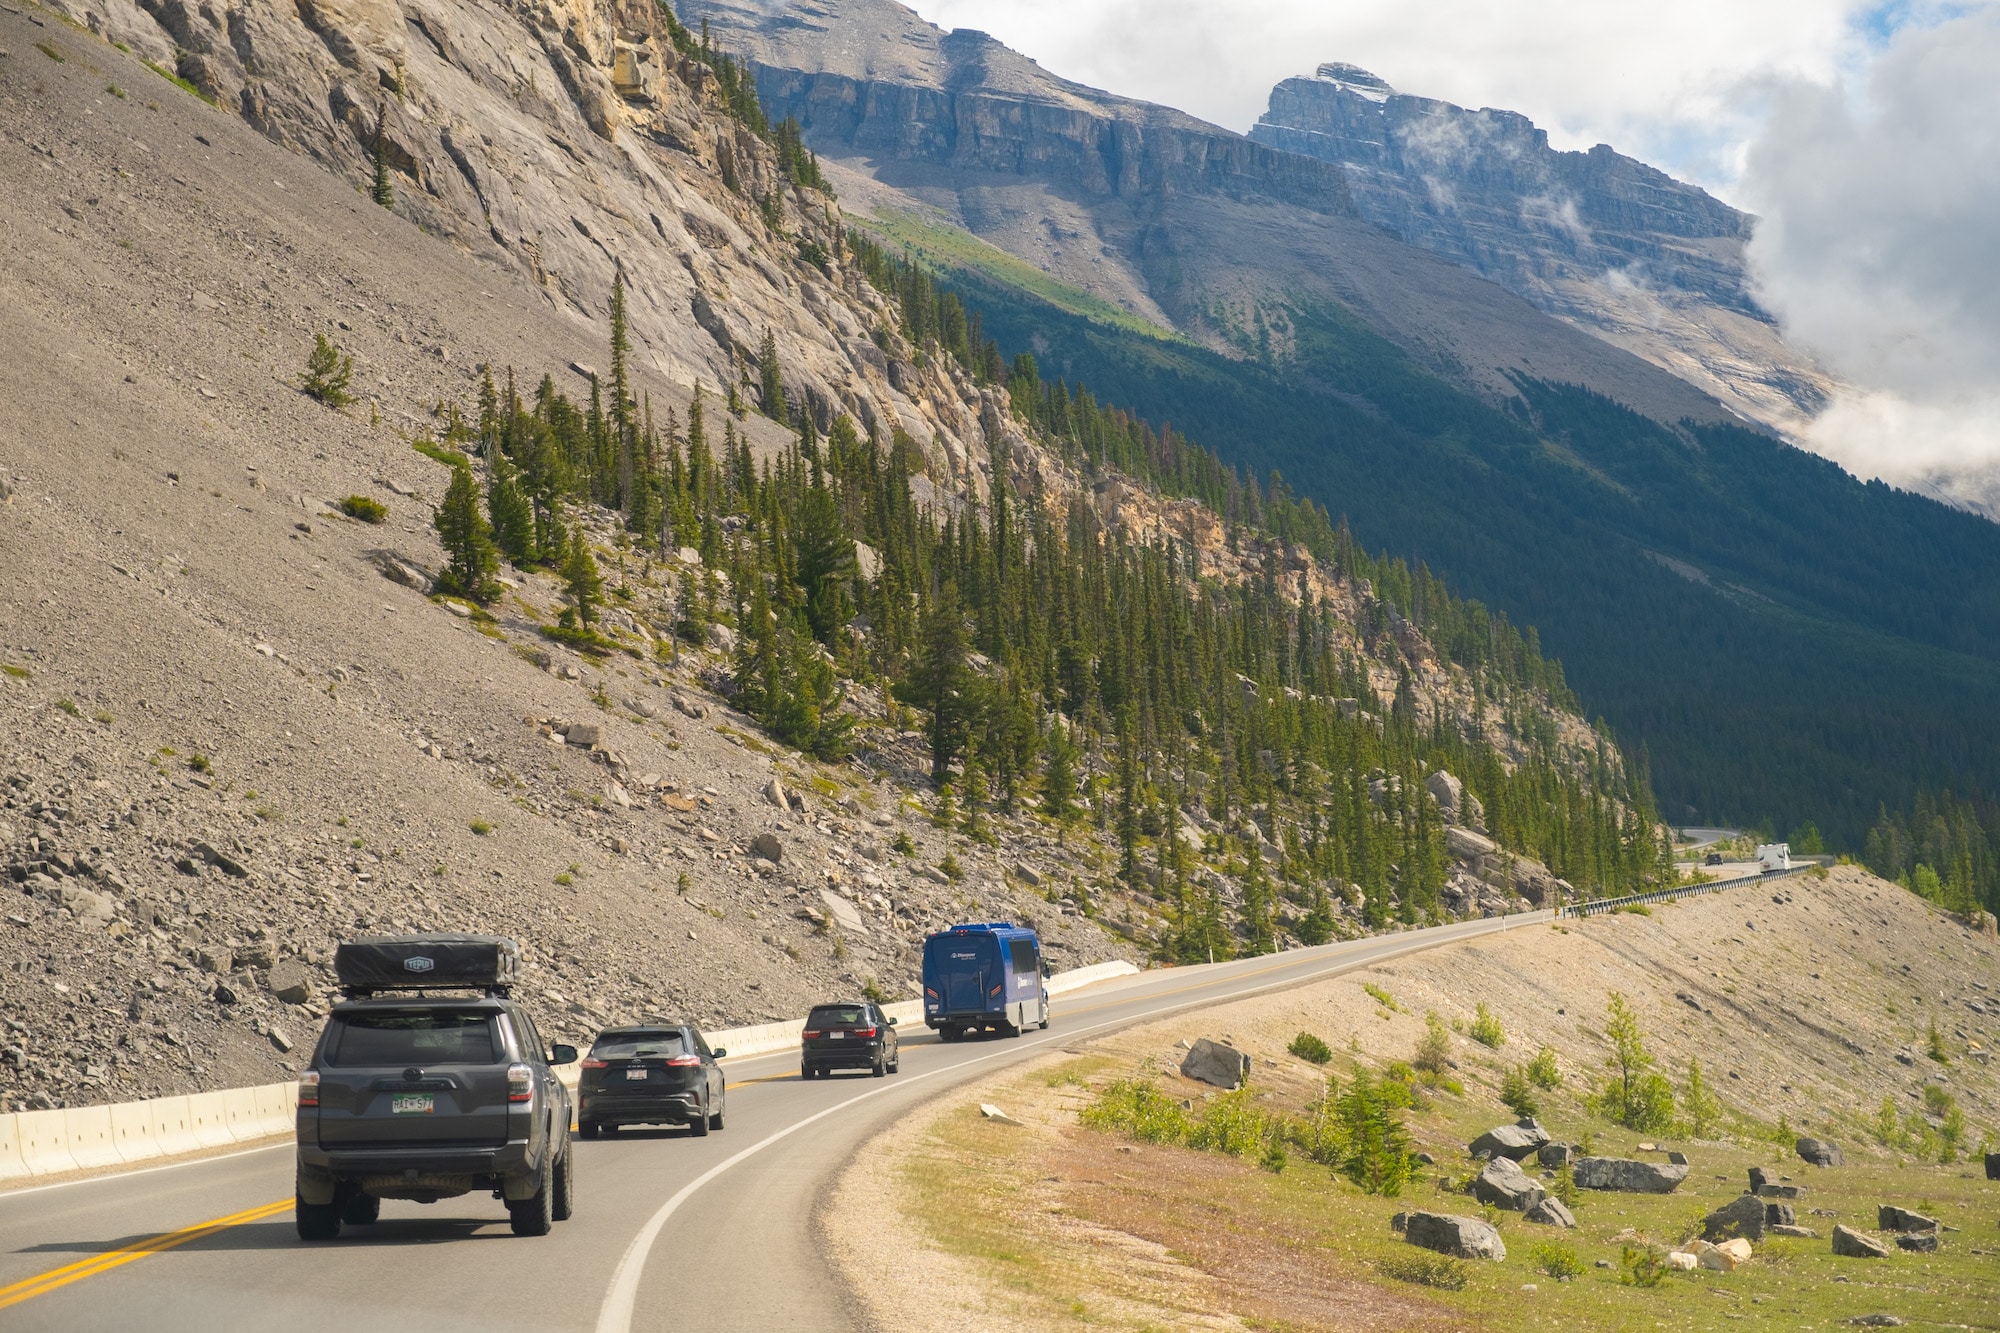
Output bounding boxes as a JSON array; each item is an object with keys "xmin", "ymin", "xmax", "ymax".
[
  {"xmin": 390, "ymin": 1094, "xmax": 434, "ymax": 1115},
  {"xmin": 829, "ymin": 1031, "xmax": 845, "ymax": 1039},
  {"xmin": 625, "ymin": 1069, "xmax": 648, "ymax": 1081}
]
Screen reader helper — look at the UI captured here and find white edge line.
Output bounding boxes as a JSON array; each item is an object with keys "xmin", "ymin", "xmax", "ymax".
[
  {"xmin": 0, "ymin": 1139, "xmax": 292, "ymax": 1201},
  {"xmin": 593, "ymin": 908, "xmax": 1545, "ymax": 1332}
]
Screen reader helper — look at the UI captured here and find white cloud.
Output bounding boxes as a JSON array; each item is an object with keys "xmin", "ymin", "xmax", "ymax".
[
  {"xmin": 1741, "ymin": 6, "xmax": 2000, "ymax": 490},
  {"xmin": 906, "ymin": 0, "xmax": 1860, "ymax": 191}
]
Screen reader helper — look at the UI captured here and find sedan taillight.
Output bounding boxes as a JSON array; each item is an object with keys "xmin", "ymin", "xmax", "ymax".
[
  {"xmin": 298, "ymin": 1070, "xmax": 319, "ymax": 1107},
  {"xmin": 508, "ymin": 1062, "xmax": 534, "ymax": 1103},
  {"xmin": 664, "ymin": 1053, "xmax": 701, "ymax": 1067}
]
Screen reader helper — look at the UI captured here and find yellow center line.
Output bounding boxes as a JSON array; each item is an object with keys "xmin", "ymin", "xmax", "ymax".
[{"xmin": 0, "ymin": 1197, "xmax": 292, "ymax": 1311}]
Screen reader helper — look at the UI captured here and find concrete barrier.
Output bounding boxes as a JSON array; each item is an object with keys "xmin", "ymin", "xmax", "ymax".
[
  {"xmin": 109, "ymin": 1099, "xmax": 160, "ymax": 1165},
  {"xmin": 1046, "ymin": 960, "xmax": 1141, "ymax": 996},
  {"xmin": 148, "ymin": 1095, "xmax": 202, "ymax": 1158},
  {"xmin": 0, "ymin": 1112, "xmax": 29, "ymax": 1182},
  {"xmin": 253, "ymin": 1083, "xmax": 295, "ymax": 1137},
  {"xmin": 63, "ymin": 1104, "xmax": 124, "ymax": 1171},
  {"xmin": 221, "ymin": 1087, "xmax": 263, "ymax": 1142},
  {"xmin": 188, "ymin": 1091, "xmax": 236, "ymax": 1149},
  {"xmin": 15, "ymin": 1109, "xmax": 80, "ymax": 1177}
]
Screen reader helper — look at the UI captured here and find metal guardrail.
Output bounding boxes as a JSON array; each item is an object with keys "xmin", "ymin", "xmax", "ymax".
[{"xmin": 1561, "ymin": 862, "xmax": 1815, "ymax": 919}]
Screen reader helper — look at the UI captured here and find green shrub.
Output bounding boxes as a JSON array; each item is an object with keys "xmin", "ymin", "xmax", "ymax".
[
  {"xmin": 0, "ymin": 664, "xmax": 30, "ymax": 679},
  {"xmin": 1469, "ymin": 1002, "xmax": 1506, "ymax": 1049},
  {"xmin": 1080, "ymin": 1079, "xmax": 1195, "ymax": 1145},
  {"xmin": 1412, "ymin": 1010, "xmax": 1452, "ymax": 1075},
  {"xmin": 1525, "ymin": 1045, "xmax": 1563, "ymax": 1090},
  {"xmin": 339, "ymin": 495, "xmax": 387, "ymax": 524},
  {"xmin": 188, "ymin": 754, "xmax": 211, "ymax": 773},
  {"xmin": 55, "ymin": 698, "xmax": 79, "ymax": 716},
  {"xmin": 1618, "ymin": 1244, "xmax": 1668, "ymax": 1288},
  {"xmin": 412, "ymin": 437, "xmax": 470, "ymax": 469},
  {"xmin": 938, "ymin": 852, "xmax": 963, "ymax": 882},
  {"xmin": 1335, "ymin": 1071, "xmax": 1416, "ymax": 1196},
  {"xmin": 1530, "ymin": 1241, "xmax": 1585, "ymax": 1280},
  {"xmin": 1363, "ymin": 983, "xmax": 1405, "ymax": 1013},
  {"xmin": 1188, "ymin": 1087, "xmax": 1270, "ymax": 1156},
  {"xmin": 469, "ymin": 819, "xmax": 493, "ymax": 836},
  {"xmin": 300, "ymin": 333, "xmax": 355, "ymax": 407},
  {"xmin": 1552, "ymin": 1159, "xmax": 1579, "ymax": 1208},
  {"xmin": 1500, "ymin": 1065, "xmax": 1539, "ymax": 1118},
  {"xmin": 1288, "ymin": 1032, "xmax": 1333, "ymax": 1065},
  {"xmin": 1377, "ymin": 1252, "xmax": 1468, "ymax": 1290}
]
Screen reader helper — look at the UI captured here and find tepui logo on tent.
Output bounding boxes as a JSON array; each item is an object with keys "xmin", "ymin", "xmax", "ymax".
[{"xmin": 404, "ymin": 955, "xmax": 436, "ymax": 973}]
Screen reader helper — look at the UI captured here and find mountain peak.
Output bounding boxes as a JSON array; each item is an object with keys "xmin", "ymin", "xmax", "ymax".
[{"xmin": 1313, "ymin": 62, "xmax": 1395, "ymax": 102}]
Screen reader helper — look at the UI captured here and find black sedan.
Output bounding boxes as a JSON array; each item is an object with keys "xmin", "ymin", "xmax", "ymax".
[
  {"xmin": 577, "ymin": 1023, "xmax": 727, "ymax": 1137},
  {"xmin": 800, "ymin": 1002, "xmax": 899, "ymax": 1078}
]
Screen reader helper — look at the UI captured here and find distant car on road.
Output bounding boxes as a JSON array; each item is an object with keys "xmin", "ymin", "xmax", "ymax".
[
  {"xmin": 296, "ymin": 934, "xmax": 576, "ymax": 1241},
  {"xmin": 800, "ymin": 1001, "xmax": 899, "ymax": 1078},
  {"xmin": 922, "ymin": 921, "xmax": 1048, "ymax": 1040},
  {"xmin": 578, "ymin": 1023, "xmax": 728, "ymax": 1137}
]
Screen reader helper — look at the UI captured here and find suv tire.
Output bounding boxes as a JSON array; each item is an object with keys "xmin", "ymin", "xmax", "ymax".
[
  {"xmin": 296, "ymin": 1191, "xmax": 342, "ymax": 1241},
  {"xmin": 872, "ymin": 1051, "xmax": 887, "ymax": 1077},
  {"xmin": 552, "ymin": 1143, "xmax": 574, "ymax": 1222},
  {"xmin": 507, "ymin": 1153, "xmax": 555, "ymax": 1237},
  {"xmin": 579, "ymin": 1120, "xmax": 600, "ymax": 1139},
  {"xmin": 689, "ymin": 1099, "xmax": 711, "ymax": 1136},
  {"xmin": 340, "ymin": 1193, "xmax": 381, "ymax": 1226},
  {"xmin": 708, "ymin": 1100, "xmax": 724, "ymax": 1131}
]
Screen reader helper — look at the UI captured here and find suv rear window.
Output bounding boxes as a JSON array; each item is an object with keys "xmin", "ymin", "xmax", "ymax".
[
  {"xmin": 809, "ymin": 1006, "xmax": 868, "ymax": 1026},
  {"xmin": 330, "ymin": 1011, "xmax": 498, "ymax": 1066},
  {"xmin": 591, "ymin": 1031, "xmax": 687, "ymax": 1059}
]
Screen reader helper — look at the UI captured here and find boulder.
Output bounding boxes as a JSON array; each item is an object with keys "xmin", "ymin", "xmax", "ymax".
[
  {"xmin": 1011, "ymin": 861, "xmax": 1044, "ymax": 887},
  {"xmin": 749, "ymin": 833, "xmax": 784, "ymax": 864},
  {"xmin": 671, "ymin": 692, "xmax": 708, "ymax": 720},
  {"xmin": 1425, "ymin": 770, "xmax": 1464, "ymax": 820},
  {"xmin": 1574, "ymin": 1156, "xmax": 1688, "ymax": 1194},
  {"xmin": 706, "ymin": 623, "xmax": 737, "ymax": 653},
  {"xmin": 1472, "ymin": 1156, "xmax": 1546, "ymax": 1212},
  {"xmin": 1832, "ymin": 1225, "xmax": 1890, "ymax": 1258},
  {"xmin": 1756, "ymin": 1183, "xmax": 1805, "ymax": 1200},
  {"xmin": 266, "ymin": 959, "xmax": 314, "ymax": 1005},
  {"xmin": 1404, "ymin": 1211, "xmax": 1506, "ymax": 1261},
  {"xmin": 1987, "ymin": 1151, "xmax": 2000, "ymax": 1182},
  {"xmin": 1747, "ymin": 1166, "xmax": 1772, "ymax": 1191},
  {"xmin": 191, "ymin": 841, "xmax": 249, "ymax": 878},
  {"xmin": 1701, "ymin": 1237, "xmax": 1754, "ymax": 1271},
  {"xmin": 762, "ymin": 776, "xmax": 788, "ymax": 809},
  {"xmin": 1765, "ymin": 1201, "xmax": 1797, "ymax": 1228},
  {"xmin": 1470, "ymin": 1119, "xmax": 1549, "ymax": 1161},
  {"xmin": 1769, "ymin": 1224, "xmax": 1820, "ymax": 1239},
  {"xmin": 563, "ymin": 721, "xmax": 601, "ymax": 748},
  {"xmin": 1892, "ymin": 1232, "xmax": 1937, "ymax": 1253},
  {"xmin": 1796, "ymin": 1136, "xmax": 1844, "ymax": 1167},
  {"xmin": 1703, "ymin": 1193, "xmax": 1769, "ymax": 1242},
  {"xmin": 197, "ymin": 948, "xmax": 234, "ymax": 974},
  {"xmin": 1877, "ymin": 1205, "xmax": 1936, "ymax": 1233},
  {"xmin": 1446, "ymin": 826, "xmax": 1499, "ymax": 861},
  {"xmin": 1179, "ymin": 1038, "xmax": 1251, "ymax": 1091},
  {"xmin": 1524, "ymin": 1197, "xmax": 1576, "ymax": 1228},
  {"xmin": 1536, "ymin": 1141, "xmax": 1573, "ymax": 1168},
  {"xmin": 1665, "ymin": 1250, "xmax": 1698, "ymax": 1271}
]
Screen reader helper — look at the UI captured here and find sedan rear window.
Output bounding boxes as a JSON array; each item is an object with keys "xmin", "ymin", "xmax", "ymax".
[
  {"xmin": 591, "ymin": 1032, "xmax": 687, "ymax": 1060},
  {"xmin": 808, "ymin": 1006, "xmax": 867, "ymax": 1026},
  {"xmin": 330, "ymin": 1012, "xmax": 497, "ymax": 1066}
]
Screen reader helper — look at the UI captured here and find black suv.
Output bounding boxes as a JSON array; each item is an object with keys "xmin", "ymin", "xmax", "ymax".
[
  {"xmin": 800, "ymin": 1001, "xmax": 899, "ymax": 1078},
  {"xmin": 577, "ymin": 1023, "xmax": 727, "ymax": 1137},
  {"xmin": 294, "ymin": 935, "xmax": 577, "ymax": 1239}
]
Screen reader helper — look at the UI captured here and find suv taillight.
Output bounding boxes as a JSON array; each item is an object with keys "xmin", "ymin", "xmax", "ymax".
[
  {"xmin": 664, "ymin": 1054, "xmax": 701, "ymax": 1067},
  {"xmin": 298, "ymin": 1070, "xmax": 319, "ymax": 1107},
  {"xmin": 508, "ymin": 1063, "xmax": 534, "ymax": 1103},
  {"xmin": 581, "ymin": 1058, "xmax": 608, "ymax": 1069},
  {"xmin": 853, "ymin": 1026, "xmax": 878, "ymax": 1038},
  {"xmin": 801, "ymin": 1029, "xmax": 821, "ymax": 1038}
]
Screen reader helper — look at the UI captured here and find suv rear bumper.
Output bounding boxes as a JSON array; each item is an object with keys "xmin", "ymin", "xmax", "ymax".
[
  {"xmin": 803, "ymin": 1041, "xmax": 884, "ymax": 1069},
  {"xmin": 298, "ymin": 1140, "xmax": 531, "ymax": 1178},
  {"xmin": 579, "ymin": 1090, "xmax": 702, "ymax": 1125}
]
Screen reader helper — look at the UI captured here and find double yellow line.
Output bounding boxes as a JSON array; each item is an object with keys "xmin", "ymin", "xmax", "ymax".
[{"xmin": 0, "ymin": 1197, "xmax": 292, "ymax": 1311}]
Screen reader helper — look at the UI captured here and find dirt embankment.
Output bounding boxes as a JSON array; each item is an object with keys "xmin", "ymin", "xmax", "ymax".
[{"xmin": 829, "ymin": 867, "xmax": 2000, "ymax": 1331}]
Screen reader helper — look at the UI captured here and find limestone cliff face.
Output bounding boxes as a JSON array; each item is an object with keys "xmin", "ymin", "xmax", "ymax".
[
  {"xmin": 1251, "ymin": 65, "xmax": 1838, "ymax": 431},
  {"xmin": 44, "ymin": 0, "xmax": 998, "ymax": 470}
]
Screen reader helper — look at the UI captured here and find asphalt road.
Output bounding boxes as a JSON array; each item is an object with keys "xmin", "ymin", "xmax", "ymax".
[{"xmin": 0, "ymin": 911, "xmax": 1548, "ymax": 1331}]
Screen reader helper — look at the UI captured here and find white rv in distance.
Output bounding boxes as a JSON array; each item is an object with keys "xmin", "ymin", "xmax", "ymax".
[{"xmin": 1756, "ymin": 843, "xmax": 1791, "ymax": 873}]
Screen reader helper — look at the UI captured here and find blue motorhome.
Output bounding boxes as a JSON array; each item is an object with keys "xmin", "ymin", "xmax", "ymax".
[{"xmin": 921, "ymin": 922, "xmax": 1048, "ymax": 1039}]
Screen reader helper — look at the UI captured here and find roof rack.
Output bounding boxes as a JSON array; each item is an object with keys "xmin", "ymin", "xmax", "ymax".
[{"xmin": 333, "ymin": 934, "xmax": 521, "ymax": 998}]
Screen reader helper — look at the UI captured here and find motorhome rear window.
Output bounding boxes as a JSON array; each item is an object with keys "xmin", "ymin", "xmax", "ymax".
[
  {"xmin": 590, "ymin": 1031, "xmax": 687, "ymax": 1060},
  {"xmin": 329, "ymin": 1012, "xmax": 497, "ymax": 1066}
]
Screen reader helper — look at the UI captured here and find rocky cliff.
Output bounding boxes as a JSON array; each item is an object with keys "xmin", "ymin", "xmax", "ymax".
[
  {"xmin": 681, "ymin": 0, "xmax": 1733, "ymax": 427},
  {"xmin": 1251, "ymin": 63, "xmax": 1838, "ymax": 433}
]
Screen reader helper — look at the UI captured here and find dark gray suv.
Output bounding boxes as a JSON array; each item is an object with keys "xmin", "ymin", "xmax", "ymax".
[{"xmin": 293, "ymin": 935, "xmax": 577, "ymax": 1239}]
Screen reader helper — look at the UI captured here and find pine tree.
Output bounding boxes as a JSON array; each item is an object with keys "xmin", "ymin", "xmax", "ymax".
[
  {"xmin": 561, "ymin": 528, "xmax": 604, "ymax": 627},
  {"xmin": 896, "ymin": 583, "xmax": 980, "ymax": 783},
  {"xmin": 486, "ymin": 449, "xmax": 536, "ymax": 564},
  {"xmin": 370, "ymin": 110, "xmax": 394, "ymax": 209},
  {"xmin": 758, "ymin": 327, "xmax": 789, "ymax": 426},
  {"xmin": 434, "ymin": 465, "xmax": 500, "ymax": 603},
  {"xmin": 1042, "ymin": 723, "xmax": 1079, "ymax": 827},
  {"xmin": 299, "ymin": 334, "xmax": 354, "ymax": 407}
]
